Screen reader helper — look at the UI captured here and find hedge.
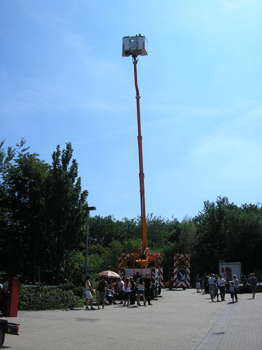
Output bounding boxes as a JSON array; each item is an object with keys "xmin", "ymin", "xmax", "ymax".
[{"xmin": 19, "ymin": 284, "xmax": 83, "ymax": 311}]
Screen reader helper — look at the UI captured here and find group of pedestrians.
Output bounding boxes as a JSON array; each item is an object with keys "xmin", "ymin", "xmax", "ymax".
[
  {"xmin": 84, "ymin": 272, "xmax": 154, "ymax": 310},
  {"xmin": 206, "ymin": 273, "xmax": 228, "ymax": 302},
  {"xmin": 115, "ymin": 273, "xmax": 153, "ymax": 307},
  {"xmin": 198, "ymin": 272, "xmax": 258, "ymax": 303},
  {"xmin": 199, "ymin": 273, "xmax": 227, "ymax": 301}
]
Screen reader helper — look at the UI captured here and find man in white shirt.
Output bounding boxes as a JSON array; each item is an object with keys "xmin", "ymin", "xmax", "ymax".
[
  {"xmin": 116, "ymin": 278, "xmax": 124, "ymax": 304},
  {"xmin": 217, "ymin": 274, "xmax": 226, "ymax": 301}
]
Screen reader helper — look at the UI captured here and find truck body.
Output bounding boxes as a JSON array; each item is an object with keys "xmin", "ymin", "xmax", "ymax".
[
  {"xmin": 119, "ymin": 252, "xmax": 164, "ymax": 296},
  {"xmin": 119, "ymin": 266, "xmax": 162, "ymax": 297},
  {"xmin": 219, "ymin": 262, "xmax": 242, "ymax": 282},
  {"xmin": 167, "ymin": 254, "xmax": 191, "ymax": 290}
]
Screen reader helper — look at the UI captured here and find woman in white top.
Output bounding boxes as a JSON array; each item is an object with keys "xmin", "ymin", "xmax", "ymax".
[
  {"xmin": 84, "ymin": 275, "xmax": 95, "ymax": 310},
  {"xmin": 123, "ymin": 278, "xmax": 131, "ymax": 307},
  {"xmin": 136, "ymin": 277, "xmax": 146, "ymax": 307}
]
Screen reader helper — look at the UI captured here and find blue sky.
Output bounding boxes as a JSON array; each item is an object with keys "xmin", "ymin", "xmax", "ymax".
[{"xmin": 1, "ymin": 0, "xmax": 261, "ymax": 222}]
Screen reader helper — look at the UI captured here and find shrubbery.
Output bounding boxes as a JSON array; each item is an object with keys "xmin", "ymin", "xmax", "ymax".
[{"xmin": 19, "ymin": 284, "xmax": 83, "ymax": 311}]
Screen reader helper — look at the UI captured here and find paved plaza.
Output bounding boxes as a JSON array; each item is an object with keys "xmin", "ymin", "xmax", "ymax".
[{"xmin": 4, "ymin": 288, "xmax": 262, "ymax": 350}]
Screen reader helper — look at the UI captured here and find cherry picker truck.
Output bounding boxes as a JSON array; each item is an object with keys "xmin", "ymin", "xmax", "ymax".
[{"xmin": 119, "ymin": 36, "xmax": 163, "ymax": 296}]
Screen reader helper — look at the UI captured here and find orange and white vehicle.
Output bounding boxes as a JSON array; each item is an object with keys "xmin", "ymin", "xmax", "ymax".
[
  {"xmin": 120, "ymin": 36, "xmax": 163, "ymax": 297},
  {"xmin": 119, "ymin": 252, "xmax": 164, "ymax": 297},
  {"xmin": 165, "ymin": 254, "xmax": 191, "ymax": 290}
]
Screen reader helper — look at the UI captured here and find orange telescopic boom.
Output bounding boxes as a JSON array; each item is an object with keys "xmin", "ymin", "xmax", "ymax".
[
  {"xmin": 133, "ymin": 56, "xmax": 147, "ymax": 253},
  {"xmin": 122, "ymin": 35, "xmax": 150, "ymax": 272}
]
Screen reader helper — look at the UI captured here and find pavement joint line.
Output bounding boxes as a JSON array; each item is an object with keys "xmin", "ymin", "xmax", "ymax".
[{"xmin": 196, "ymin": 302, "xmax": 237, "ymax": 350}]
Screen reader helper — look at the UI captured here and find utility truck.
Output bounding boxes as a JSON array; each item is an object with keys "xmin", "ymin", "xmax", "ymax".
[
  {"xmin": 120, "ymin": 36, "xmax": 163, "ymax": 295},
  {"xmin": 119, "ymin": 253, "xmax": 163, "ymax": 296}
]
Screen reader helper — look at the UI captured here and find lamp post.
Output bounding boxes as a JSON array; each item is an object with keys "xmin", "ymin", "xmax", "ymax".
[{"xmin": 85, "ymin": 206, "xmax": 96, "ymax": 277}]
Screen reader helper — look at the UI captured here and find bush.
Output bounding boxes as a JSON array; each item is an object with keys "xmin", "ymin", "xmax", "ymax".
[{"xmin": 19, "ymin": 284, "xmax": 83, "ymax": 311}]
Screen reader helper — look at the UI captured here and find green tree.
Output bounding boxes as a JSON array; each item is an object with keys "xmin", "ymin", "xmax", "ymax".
[
  {"xmin": 0, "ymin": 142, "xmax": 49, "ymax": 280},
  {"xmin": 177, "ymin": 216, "xmax": 196, "ymax": 253},
  {"xmin": 88, "ymin": 215, "xmax": 116, "ymax": 246},
  {"xmin": 193, "ymin": 197, "xmax": 262, "ymax": 275},
  {"xmin": 44, "ymin": 142, "xmax": 88, "ymax": 283},
  {"xmin": 193, "ymin": 197, "xmax": 229, "ymax": 273},
  {"xmin": 146, "ymin": 214, "xmax": 171, "ymax": 250}
]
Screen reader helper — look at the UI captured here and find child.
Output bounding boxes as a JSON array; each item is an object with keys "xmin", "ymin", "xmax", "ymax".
[
  {"xmin": 229, "ymin": 281, "xmax": 235, "ymax": 303},
  {"xmin": 213, "ymin": 279, "xmax": 219, "ymax": 302},
  {"xmin": 200, "ymin": 277, "xmax": 204, "ymax": 294}
]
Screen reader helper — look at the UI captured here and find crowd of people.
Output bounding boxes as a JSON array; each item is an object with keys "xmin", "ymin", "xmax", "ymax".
[
  {"xmin": 196, "ymin": 272, "xmax": 258, "ymax": 303},
  {"xmin": 84, "ymin": 272, "xmax": 154, "ymax": 310}
]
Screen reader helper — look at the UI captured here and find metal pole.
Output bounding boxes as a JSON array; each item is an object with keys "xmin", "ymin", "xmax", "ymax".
[{"xmin": 85, "ymin": 206, "xmax": 96, "ymax": 277}]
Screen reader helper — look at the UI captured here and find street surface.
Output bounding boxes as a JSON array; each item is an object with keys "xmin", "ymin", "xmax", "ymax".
[{"xmin": 5, "ymin": 288, "xmax": 262, "ymax": 350}]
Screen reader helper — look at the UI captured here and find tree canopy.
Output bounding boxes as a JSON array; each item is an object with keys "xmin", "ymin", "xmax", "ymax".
[{"xmin": 0, "ymin": 140, "xmax": 87, "ymax": 284}]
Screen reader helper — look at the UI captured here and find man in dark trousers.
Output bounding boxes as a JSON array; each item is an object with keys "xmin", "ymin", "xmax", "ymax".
[
  {"xmin": 144, "ymin": 272, "xmax": 152, "ymax": 305},
  {"xmin": 203, "ymin": 273, "xmax": 209, "ymax": 294}
]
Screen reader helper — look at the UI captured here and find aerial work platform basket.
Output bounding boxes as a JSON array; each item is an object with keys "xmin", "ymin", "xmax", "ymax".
[{"xmin": 122, "ymin": 35, "xmax": 148, "ymax": 57}]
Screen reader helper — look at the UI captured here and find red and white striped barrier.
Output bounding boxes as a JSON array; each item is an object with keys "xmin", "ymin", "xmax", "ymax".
[
  {"xmin": 173, "ymin": 254, "xmax": 191, "ymax": 288},
  {"xmin": 159, "ymin": 267, "xmax": 164, "ymax": 288}
]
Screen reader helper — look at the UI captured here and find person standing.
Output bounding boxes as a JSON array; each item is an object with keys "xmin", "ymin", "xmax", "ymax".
[
  {"xmin": 229, "ymin": 281, "xmax": 235, "ymax": 303},
  {"xmin": 249, "ymin": 273, "xmax": 258, "ymax": 299},
  {"xmin": 213, "ymin": 279, "xmax": 219, "ymax": 302},
  {"xmin": 217, "ymin": 274, "xmax": 226, "ymax": 301},
  {"xmin": 208, "ymin": 273, "xmax": 215, "ymax": 301},
  {"xmin": 200, "ymin": 276, "xmax": 205, "ymax": 294},
  {"xmin": 144, "ymin": 273, "xmax": 153, "ymax": 305},
  {"xmin": 116, "ymin": 278, "xmax": 124, "ymax": 304},
  {"xmin": 84, "ymin": 275, "xmax": 95, "ymax": 310},
  {"xmin": 123, "ymin": 278, "xmax": 131, "ymax": 307},
  {"xmin": 242, "ymin": 275, "xmax": 248, "ymax": 293},
  {"xmin": 130, "ymin": 277, "xmax": 136, "ymax": 305},
  {"xmin": 97, "ymin": 276, "xmax": 108, "ymax": 309},
  {"xmin": 203, "ymin": 273, "xmax": 209, "ymax": 294},
  {"xmin": 196, "ymin": 274, "xmax": 201, "ymax": 293},
  {"xmin": 136, "ymin": 277, "xmax": 146, "ymax": 307},
  {"xmin": 232, "ymin": 274, "xmax": 239, "ymax": 302}
]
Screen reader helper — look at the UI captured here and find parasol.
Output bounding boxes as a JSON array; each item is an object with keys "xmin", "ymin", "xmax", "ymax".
[{"xmin": 97, "ymin": 270, "xmax": 120, "ymax": 278}]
